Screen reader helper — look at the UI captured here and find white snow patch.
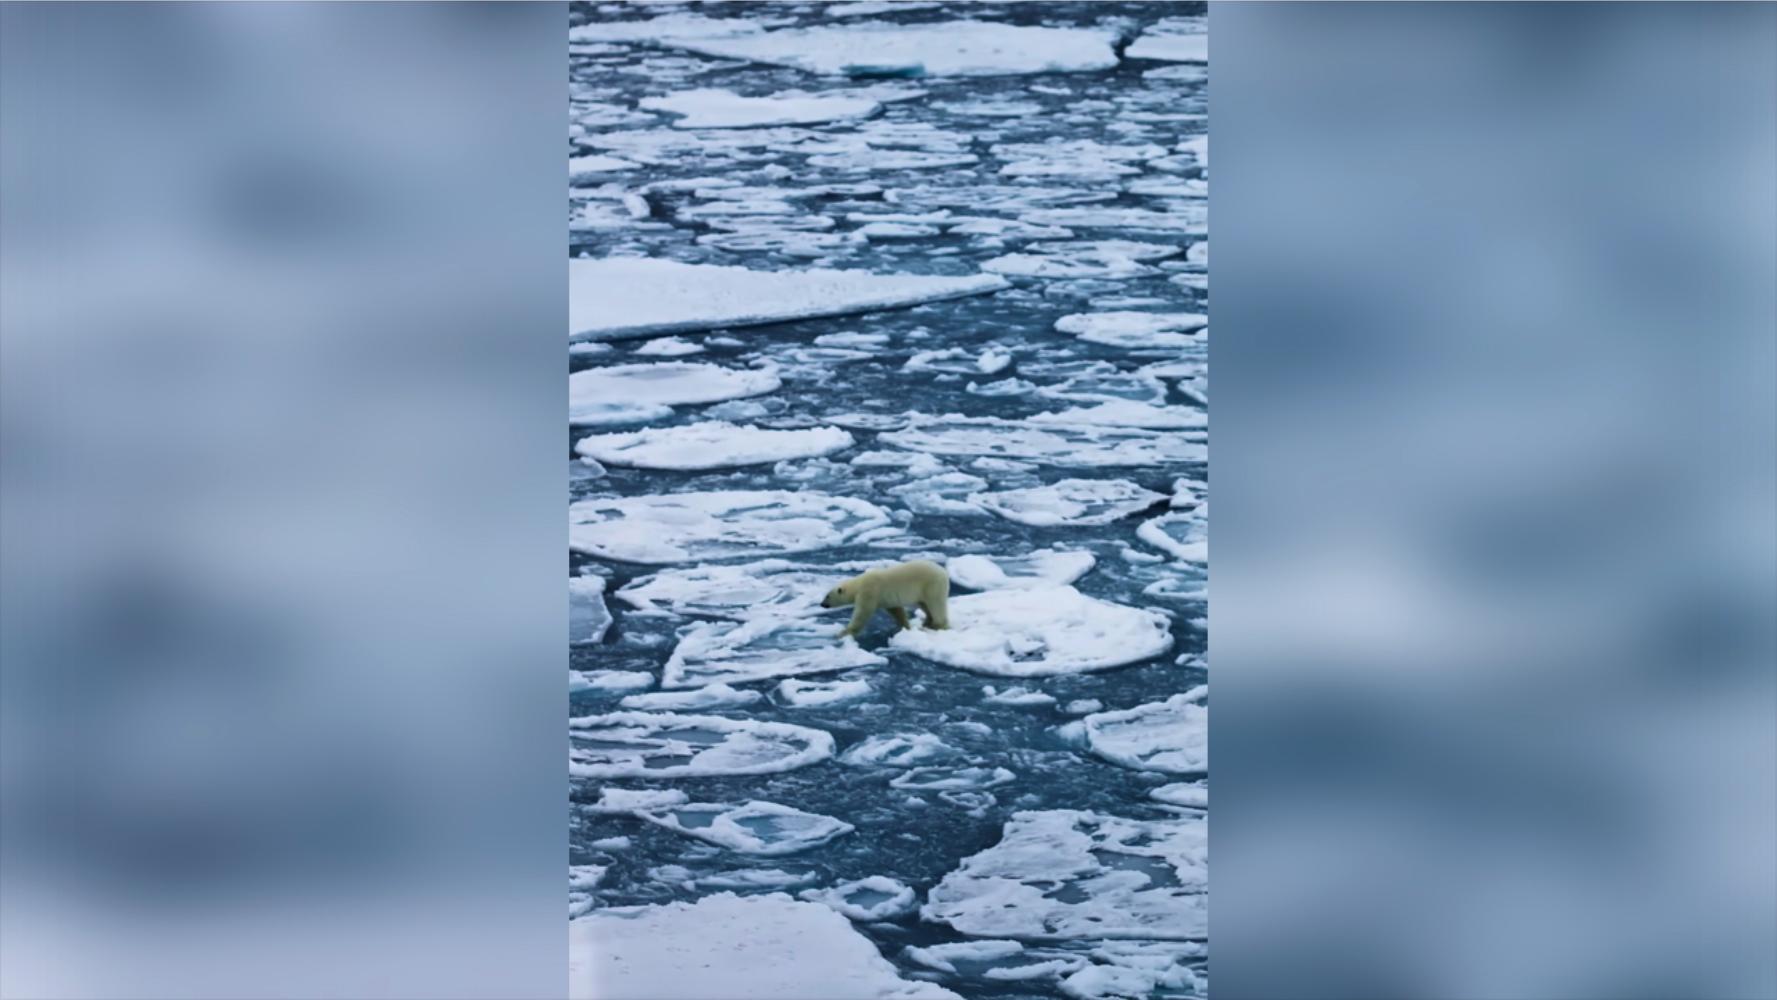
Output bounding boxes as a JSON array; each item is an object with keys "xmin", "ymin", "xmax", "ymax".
[
  {"xmin": 890, "ymin": 765, "xmax": 1015, "ymax": 790},
  {"xmin": 575, "ymin": 421, "xmax": 854, "ymax": 470},
  {"xmin": 884, "ymin": 416, "xmax": 1206, "ymax": 467},
  {"xmin": 889, "ymin": 586, "xmax": 1172, "ymax": 677},
  {"xmin": 572, "ymin": 669, "xmax": 653, "ymax": 694},
  {"xmin": 619, "ymin": 683, "xmax": 764, "ymax": 712},
  {"xmin": 616, "ymin": 559, "xmax": 841, "ymax": 619},
  {"xmin": 1125, "ymin": 19, "xmax": 1208, "ymax": 63},
  {"xmin": 970, "ymin": 478, "xmax": 1167, "ymax": 527},
  {"xmin": 631, "ymin": 335, "xmax": 704, "ymax": 357},
  {"xmin": 775, "ymin": 676, "xmax": 873, "ymax": 708},
  {"xmin": 1032, "ymin": 401, "xmax": 1207, "ymax": 430},
  {"xmin": 569, "ymin": 712, "xmax": 834, "ymax": 779},
  {"xmin": 1055, "ymin": 311, "xmax": 1206, "ymax": 349},
  {"xmin": 800, "ymin": 875, "xmax": 918, "ymax": 921},
  {"xmin": 569, "ymin": 490, "xmax": 892, "ymax": 564},
  {"xmin": 569, "ymin": 154, "xmax": 639, "ymax": 183},
  {"xmin": 570, "ymin": 363, "xmax": 779, "ymax": 416},
  {"xmin": 1137, "ymin": 508, "xmax": 1207, "ymax": 563},
  {"xmin": 839, "ymin": 732, "xmax": 957, "ymax": 767},
  {"xmin": 947, "ymin": 550, "xmax": 1096, "ymax": 592},
  {"xmin": 983, "ymin": 685, "xmax": 1057, "ymax": 707},
  {"xmin": 1082, "ymin": 689, "xmax": 1207, "ymax": 775},
  {"xmin": 664, "ymin": 617, "xmax": 885, "ymax": 689},
  {"xmin": 642, "ymin": 88, "xmax": 882, "ymax": 129},
  {"xmin": 1151, "ymin": 782, "xmax": 1208, "ymax": 809},
  {"xmin": 660, "ymin": 21, "xmax": 1119, "ymax": 78}
]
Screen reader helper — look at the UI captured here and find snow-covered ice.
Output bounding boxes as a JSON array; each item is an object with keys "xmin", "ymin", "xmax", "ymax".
[
  {"xmin": 618, "ymin": 683, "xmax": 765, "ymax": 712},
  {"xmin": 1137, "ymin": 508, "xmax": 1208, "ymax": 563},
  {"xmin": 839, "ymin": 732, "xmax": 957, "ymax": 767},
  {"xmin": 642, "ymin": 87, "xmax": 882, "ymax": 129},
  {"xmin": 970, "ymin": 478, "xmax": 1167, "ymax": 527},
  {"xmin": 664, "ymin": 617, "xmax": 885, "ymax": 688},
  {"xmin": 569, "ymin": 893, "xmax": 960, "ymax": 999},
  {"xmin": 775, "ymin": 676, "xmax": 873, "ymax": 708},
  {"xmin": 1125, "ymin": 19, "xmax": 1209, "ymax": 64},
  {"xmin": 1082, "ymin": 689, "xmax": 1207, "ymax": 776},
  {"xmin": 616, "ymin": 559, "xmax": 843, "ymax": 619},
  {"xmin": 569, "ymin": 362, "xmax": 780, "ymax": 417},
  {"xmin": 922, "ymin": 809, "xmax": 1208, "ymax": 940},
  {"xmin": 569, "ymin": 490, "xmax": 892, "ymax": 563},
  {"xmin": 947, "ymin": 550, "xmax": 1097, "ymax": 591},
  {"xmin": 889, "ymin": 764, "xmax": 1015, "ymax": 790},
  {"xmin": 1032, "ymin": 401, "xmax": 1207, "ymax": 430},
  {"xmin": 1055, "ymin": 310, "xmax": 1207, "ymax": 349},
  {"xmin": 659, "ymin": 21, "xmax": 1120, "ymax": 78},
  {"xmin": 800, "ymin": 876, "xmax": 917, "ymax": 921},
  {"xmin": 574, "ymin": 421, "xmax": 854, "ymax": 470},
  {"xmin": 569, "ymin": 575, "xmax": 612, "ymax": 645},
  {"xmin": 638, "ymin": 800, "xmax": 855, "ymax": 855},
  {"xmin": 569, "ymin": 258, "xmax": 1007, "ymax": 341},
  {"xmin": 569, "ymin": 712, "xmax": 835, "ymax": 778},
  {"xmin": 890, "ymin": 586, "xmax": 1173, "ymax": 677},
  {"xmin": 885, "ymin": 416, "xmax": 1206, "ymax": 467}
]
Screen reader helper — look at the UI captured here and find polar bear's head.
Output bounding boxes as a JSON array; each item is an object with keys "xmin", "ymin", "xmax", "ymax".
[{"xmin": 820, "ymin": 581, "xmax": 857, "ymax": 608}]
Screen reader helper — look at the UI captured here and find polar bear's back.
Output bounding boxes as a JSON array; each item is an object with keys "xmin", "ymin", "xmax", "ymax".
[{"xmin": 858, "ymin": 559, "xmax": 948, "ymax": 607}]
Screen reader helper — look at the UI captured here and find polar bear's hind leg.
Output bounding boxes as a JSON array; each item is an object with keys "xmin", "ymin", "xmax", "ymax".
[
  {"xmin": 920, "ymin": 597, "xmax": 949, "ymax": 630},
  {"xmin": 889, "ymin": 606, "xmax": 912, "ymax": 631}
]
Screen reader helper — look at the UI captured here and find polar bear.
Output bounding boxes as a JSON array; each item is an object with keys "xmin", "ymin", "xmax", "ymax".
[{"xmin": 822, "ymin": 559, "xmax": 950, "ymax": 639}]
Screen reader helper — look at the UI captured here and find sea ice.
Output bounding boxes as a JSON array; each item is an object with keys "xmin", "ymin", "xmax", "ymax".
[
  {"xmin": 1137, "ymin": 508, "xmax": 1208, "ymax": 563},
  {"xmin": 660, "ymin": 21, "xmax": 1119, "ymax": 78},
  {"xmin": 884, "ymin": 416, "xmax": 1206, "ymax": 467},
  {"xmin": 922, "ymin": 809, "xmax": 1207, "ymax": 940},
  {"xmin": 839, "ymin": 732, "xmax": 957, "ymax": 767},
  {"xmin": 775, "ymin": 676, "xmax": 873, "ymax": 708},
  {"xmin": 585, "ymin": 787, "xmax": 689, "ymax": 815},
  {"xmin": 982, "ymin": 240, "xmax": 1180, "ymax": 279},
  {"xmin": 568, "ymin": 12, "xmax": 765, "ymax": 45},
  {"xmin": 1032, "ymin": 401, "xmax": 1207, "ymax": 430},
  {"xmin": 569, "ymin": 712, "xmax": 835, "ymax": 778},
  {"xmin": 572, "ymin": 669, "xmax": 653, "ymax": 694},
  {"xmin": 664, "ymin": 617, "xmax": 886, "ymax": 688},
  {"xmin": 631, "ymin": 336, "xmax": 704, "ymax": 357},
  {"xmin": 983, "ymin": 685, "xmax": 1058, "ymax": 707},
  {"xmin": 615, "ymin": 559, "xmax": 842, "ymax": 619},
  {"xmin": 799, "ymin": 876, "xmax": 917, "ymax": 920},
  {"xmin": 569, "ymin": 892, "xmax": 960, "ymax": 999},
  {"xmin": 889, "ymin": 765, "xmax": 1016, "ymax": 790},
  {"xmin": 569, "ymin": 153, "xmax": 639, "ymax": 182},
  {"xmin": 569, "ymin": 363, "xmax": 780, "ymax": 416},
  {"xmin": 1082, "ymin": 689, "xmax": 1207, "ymax": 775},
  {"xmin": 569, "ymin": 575, "xmax": 612, "ymax": 645},
  {"xmin": 1125, "ymin": 19, "xmax": 1208, "ymax": 63},
  {"xmin": 569, "ymin": 257, "xmax": 1007, "ymax": 341},
  {"xmin": 1055, "ymin": 310, "xmax": 1207, "ymax": 349},
  {"xmin": 638, "ymin": 800, "xmax": 855, "ymax": 856},
  {"xmin": 889, "ymin": 586, "xmax": 1172, "ymax": 677},
  {"xmin": 574, "ymin": 421, "xmax": 854, "ymax": 470},
  {"xmin": 969, "ymin": 478, "xmax": 1167, "ymax": 527},
  {"xmin": 569, "ymin": 490, "xmax": 892, "ymax": 564},
  {"xmin": 641, "ymin": 87, "xmax": 882, "ymax": 129},
  {"xmin": 947, "ymin": 550, "xmax": 1096, "ymax": 591},
  {"xmin": 619, "ymin": 683, "xmax": 765, "ymax": 712},
  {"xmin": 1151, "ymin": 783, "xmax": 1208, "ymax": 809}
]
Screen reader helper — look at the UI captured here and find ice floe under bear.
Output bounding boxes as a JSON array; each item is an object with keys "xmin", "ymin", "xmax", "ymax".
[
  {"xmin": 889, "ymin": 586, "xmax": 1172, "ymax": 677},
  {"xmin": 569, "ymin": 490, "xmax": 892, "ymax": 564},
  {"xmin": 568, "ymin": 711, "xmax": 834, "ymax": 778}
]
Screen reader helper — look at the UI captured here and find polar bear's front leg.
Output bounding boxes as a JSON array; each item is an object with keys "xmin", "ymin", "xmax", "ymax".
[
  {"xmin": 920, "ymin": 596, "xmax": 949, "ymax": 630},
  {"xmin": 840, "ymin": 596, "xmax": 879, "ymax": 639}
]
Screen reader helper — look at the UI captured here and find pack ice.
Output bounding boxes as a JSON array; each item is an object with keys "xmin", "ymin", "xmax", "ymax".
[
  {"xmin": 569, "ymin": 575, "xmax": 611, "ymax": 644},
  {"xmin": 1082, "ymin": 689, "xmax": 1207, "ymax": 775},
  {"xmin": 922, "ymin": 810, "xmax": 1207, "ymax": 941},
  {"xmin": 1138, "ymin": 508, "xmax": 1208, "ymax": 563},
  {"xmin": 799, "ymin": 876, "xmax": 917, "ymax": 921},
  {"xmin": 638, "ymin": 800, "xmax": 854, "ymax": 855},
  {"xmin": 884, "ymin": 416, "xmax": 1206, "ymax": 467},
  {"xmin": 568, "ymin": 712, "xmax": 834, "ymax": 778},
  {"xmin": 664, "ymin": 617, "xmax": 885, "ymax": 688},
  {"xmin": 574, "ymin": 421, "xmax": 854, "ymax": 470},
  {"xmin": 569, "ymin": 490, "xmax": 891, "ymax": 563},
  {"xmin": 616, "ymin": 559, "xmax": 842, "ymax": 619},
  {"xmin": 970, "ymin": 479, "xmax": 1168, "ymax": 527},
  {"xmin": 657, "ymin": 20, "xmax": 1120, "ymax": 78},
  {"xmin": 1055, "ymin": 311, "xmax": 1207, "ymax": 350},
  {"xmin": 569, "ymin": 892, "xmax": 960, "ymax": 1000},
  {"xmin": 569, "ymin": 258, "xmax": 1007, "ymax": 341},
  {"xmin": 641, "ymin": 87, "xmax": 882, "ymax": 128},
  {"xmin": 947, "ymin": 550, "xmax": 1096, "ymax": 591},
  {"xmin": 569, "ymin": 362, "xmax": 779, "ymax": 428},
  {"xmin": 1125, "ymin": 18, "xmax": 1209, "ymax": 64},
  {"xmin": 890, "ymin": 586, "xmax": 1172, "ymax": 677}
]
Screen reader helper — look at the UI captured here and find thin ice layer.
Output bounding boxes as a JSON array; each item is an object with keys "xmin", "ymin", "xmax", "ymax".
[
  {"xmin": 889, "ymin": 586, "xmax": 1172, "ymax": 677},
  {"xmin": 570, "ymin": 258, "xmax": 1007, "ymax": 341},
  {"xmin": 638, "ymin": 800, "xmax": 854, "ymax": 856},
  {"xmin": 569, "ymin": 490, "xmax": 892, "ymax": 564}
]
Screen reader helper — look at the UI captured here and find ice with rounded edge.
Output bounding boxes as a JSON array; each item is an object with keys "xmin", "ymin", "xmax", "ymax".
[
  {"xmin": 970, "ymin": 478, "xmax": 1167, "ymax": 527},
  {"xmin": 890, "ymin": 765, "xmax": 1016, "ymax": 790},
  {"xmin": 884, "ymin": 416, "xmax": 1205, "ymax": 467},
  {"xmin": 839, "ymin": 732, "xmax": 957, "ymax": 767},
  {"xmin": 569, "ymin": 153, "xmax": 639, "ymax": 182},
  {"xmin": 619, "ymin": 683, "xmax": 765, "ymax": 712},
  {"xmin": 665, "ymin": 618, "xmax": 886, "ymax": 689},
  {"xmin": 1055, "ymin": 310, "xmax": 1206, "ymax": 349},
  {"xmin": 616, "ymin": 559, "xmax": 840, "ymax": 619},
  {"xmin": 1151, "ymin": 782, "xmax": 1208, "ymax": 809},
  {"xmin": 569, "ymin": 711, "xmax": 835, "ymax": 778},
  {"xmin": 570, "ymin": 257, "xmax": 1008, "ymax": 342},
  {"xmin": 947, "ymin": 550, "xmax": 1096, "ymax": 591},
  {"xmin": 890, "ymin": 586, "xmax": 1172, "ymax": 677},
  {"xmin": 572, "ymin": 669, "xmax": 653, "ymax": 694},
  {"xmin": 983, "ymin": 685, "xmax": 1057, "ymax": 707},
  {"xmin": 1137, "ymin": 508, "xmax": 1207, "ymax": 563},
  {"xmin": 575, "ymin": 421, "xmax": 854, "ymax": 470},
  {"xmin": 569, "ymin": 362, "xmax": 780, "ymax": 413},
  {"xmin": 799, "ymin": 875, "xmax": 917, "ymax": 921},
  {"xmin": 1033, "ymin": 401, "xmax": 1207, "ymax": 430},
  {"xmin": 660, "ymin": 20, "xmax": 1120, "ymax": 78},
  {"xmin": 632, "ymin": 336, "xmax": 704, "ymax": 356},
  {"xmin": 982, "ymin": 240, "xmax": 1180, "ymax": 279},
  {"xmin": 775, "ymin": 676, "xmax": 873, "ymax": 708},
  {"xmin": 642, "ymin": 87, "xmax": 882, "ymax": 128},
  {"xmin": 1125, "ymin": 19, "xmax": 1208, "ymax": 64},
  {"xmin": 922, "ymin": 809, "xmax": 1207, "ymax": 941},
  {"xmin": 570, "ymin": 490, "xmax": 892, "ymax": 564},
  {"xmin": 1083, "ymin": 688, "xmax": 1207, "ymax": 776},
  {"xmin": 569, "ymin": 892, "xmax": 961, "ymax": 1000},
  {"xmin": 638, "ymin": 800, "xmax": 855, "ymax": 856}
]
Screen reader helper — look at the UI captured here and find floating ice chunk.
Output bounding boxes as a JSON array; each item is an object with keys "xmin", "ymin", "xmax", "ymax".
[
  {"xmin": 586, "ymin": 787, "xmax": 689, "ymax": 815},
  {"xmin": 1064, "ymin": 699, "xmax": 1104, "ymax": 715},
  {"xmin": 590, "ymin": 836, "xmax": 631, "ymax": 850},
  {"xmin": 982, "ymin": 241, "xmax": 1179, "ymax": 279},
  {"xmin": 923, "ymin": 809, "xmax": 1207, "ymax": 941},
  {"xmin": 665, "ymin": 617, "xmax": 886, "ymax": 688},
  {"xmin": 1032, "ymin": 401, "xmax": 1207, "ymax": 430},
  {"xmin": 692, "ymin": 868, "xmax": 821, "ymax": 891},
  {"xmin": 775, "ymin": 676, "xmax": 872, "ymax": 708},
  {"xmin": 905, "ymin": 940, "xmax": 1027, "ymax": 974},
  {"xmin": 1137, "ymin": 508, "xmax": 1207, "ymax": 563},
  {"xmin": 616, "ymin": 559, "xmax": 841, "ymax": 619},
  {"xmin": 569, "ymin": 575, "xmax": 612, "ymax": 645},
  {"xmin": 639, "ymin": 800, "xmax": 854, "ymax": 856},
  {"xmin": 1083, "ymin": 689, "xmax": 1207, "ymax": 775},
  {"xmin": 642, "ymin": 87, "xmax": 882, "ymax": 129},
  {"xmin": 1060, "ymin": 942, "xmax": 1205, "ymax": 999},
  {"xmin": 947, "ymin": 550, "xmax": 1096, "ymax": 591},
  {"xmin": 885, "ymin": 416, "xmax": 1205, "ymax": 467},
  {"xmin": 570, "ymin": 363, "xmax": 779, "ymax": 416},
  {"xmin": 983, "ymin": 685, "xmax": 1057, "ymax": 707},
  {"xmin": 572, "ymin": 669, "xmax": 653, "ymax": 693},
  {"xmin": 569, "ymin": 153, "xmax": 639, "ymax": 182},
  {"xmin": 661, "ymin": 21, "xmax": 1119, "ymax": 78},
  {"xmin": 891, "ymin": 765, "xmax": 1015, "ymax": 790},
  {"xmin": 890, "ymin": 586, "xmax": 1172, "ymax": 677},
  {"xmin": 839, "ymin": 732, "xmax": 957, "ymax": 767},
  {"xmin": 825, "ymin": 0, "xmax": 943, "ymax": 18},
  {"xmin": 568, "ymin": 13, "xmax": 766, "ymax": 44},
  {"xmin": 970, "ymin": 478, "xmax": 1166, "ymax": 527},
  {"xmin": 570, "ymin": 258, "xmax": 1007, "ymax": 341},
  {"xmin": 1125, "ymin": 18, "xmax": 1208, "ymax": 63},
  {"xmin": 570, "ymin": 892, "xmax": 960, "ymax": 1000},
  {"xmin": 569, "ymin": 490, "xmax": 892, "ymax": 564},
  {"xmin": 800, "ymin": 876, "xmax": 917, "ymax": 921},
  {"xmin": 858, "ymin": 221, "xmax": 943, "ymax": 239},
  {"xmin": 631, "ymin": 336, "xmax": 704, "ymax": 357},
  {"xmin": 1055, "ymin": 310, "xmax": 1206, "ymax": 349},
  {"xmin": 569, "ymin": 712, "xmax": 835, "ymax": 779},
  {"xmin": 888, "ymin": 470, "xmax": 992, "ymax": 517},
  {"xmin": 574, "ymin": 422, "xmax": 854, "ymax": 470},
  {"xmin": 1151, "ymin": 782, "xmax": 1208, "ymax": 809},
  {"xmin": 620, "ymin": 683, "xmax": 764, "ymax": 712},
  {"xmin": 977, "ymin": 348, "xmax": 1012, "ymax": 374},
  {"xmin": 568, "ymin": 399, "xmax": 676, "ymax": 428}
]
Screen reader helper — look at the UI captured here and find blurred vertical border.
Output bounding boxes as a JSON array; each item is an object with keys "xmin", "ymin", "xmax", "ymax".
[
  {"xmin": 1212, "ymin": 3, "xmax": 1777, "ymax": 998},
  {"xmin": 1, "ymin": 3, "xmax": 566, "ymax": 996}
]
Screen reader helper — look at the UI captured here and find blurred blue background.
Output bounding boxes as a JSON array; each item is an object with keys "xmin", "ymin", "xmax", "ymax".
[
  {"xmin": 0, "ymin": 4, "xmax": 565, "ymax": 997},
  {"xmin": 1212, "ymin": 3, "xmax": 1776, "ymax": 998}
]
